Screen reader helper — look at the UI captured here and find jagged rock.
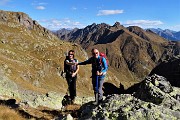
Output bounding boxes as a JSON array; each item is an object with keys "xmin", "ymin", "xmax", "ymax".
[
  {"xmin": 79, "ymin": 74, "xmax": 180, "ymax": 120},
  {"xmin": 135, "ymin": 74, "xmax": 173, "ymax": 104},
  {"xmin": 62, "ymin": 114, "xmax": 73, "ymax": 120},
  {"xmin": 79, "ymin": 94, "xmax": 180, "ymax": 120},
  {"xmin": 0, "ymin": 10, "xmax": 58, "ymax": 40},
  {"xmin": 150, "ymin": 56, "xmax": 180, "ymax": 87},
  {"xmin": 0, "ymin": 69, "xmax": 20, "ymax": 98}
]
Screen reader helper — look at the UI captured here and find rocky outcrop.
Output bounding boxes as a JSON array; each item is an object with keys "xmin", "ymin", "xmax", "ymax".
[
  {"xmin": 0, "ymin": 10, "xmax": 57, "ymax": 40},
  {"xmin": 79, "ymin": 74, "xmax": 180, "ymax": 120},
  {"xmin": 150, "ymin": 56, "xmax": 180, "ymax": 87},
  {"xmin": 0, "ymin": 69, "xmax": 20, "ymax": 98}
]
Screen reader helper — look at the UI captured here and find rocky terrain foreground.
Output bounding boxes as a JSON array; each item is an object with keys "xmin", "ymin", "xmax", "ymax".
[
  {"xmin": 79, "ymin": 74, "xmax": 180, "ymax": 120},
  {"xmin": 0, "ymin": 74, "xmax": 179, "ymax": 120}
]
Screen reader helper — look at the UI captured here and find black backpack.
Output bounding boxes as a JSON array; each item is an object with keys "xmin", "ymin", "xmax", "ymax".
[{"xmin": 64, "ymin": 56, "xmax": 77, "ymax": 74}]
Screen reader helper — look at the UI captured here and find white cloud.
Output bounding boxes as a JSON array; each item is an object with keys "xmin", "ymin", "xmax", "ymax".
[
  {"xmin": 170, "ymin": 25, "xmax": 180, "ymax": 31},
  {"xmin": 72, "ymin": 7, "xmax": 77, "ymax": 10},
  {"xmin": 97, "ymin": 10, "xmax": 124, "ymax": 16},
  {"xmin": 39, "ymin": 2, "xmax": 48, "ymax": 5},
  {"xmin": 32, "ymin": 1, "xmax": 47, "ymax": 10},
  {"xmin": 36, "ymin": 6, "xmax": 45, "ymax": 10},
  {"xmin": 123, "ymin": 20, "xmax": 163, "ymax": 28},
  {"xmin": 0, "ymin": 0, "xmax": 10, "ymax": 5},
  {"xmin": 32, "ymin": 1, "xmax": 48, "ymax": 5},
  {"xmin": 38, "ymin": 18, "xmax": 86, "ymax": 30}
]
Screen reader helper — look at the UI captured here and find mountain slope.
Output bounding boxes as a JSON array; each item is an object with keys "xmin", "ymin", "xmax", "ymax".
[{"xmin": 0, "ymin": 10, "xmax": 95, "ymax": 102}]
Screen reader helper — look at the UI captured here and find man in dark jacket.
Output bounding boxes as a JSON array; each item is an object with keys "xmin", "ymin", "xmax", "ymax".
[{"xmin": 78, "ymin": 48, "xmax": 108, "ymax": 104}]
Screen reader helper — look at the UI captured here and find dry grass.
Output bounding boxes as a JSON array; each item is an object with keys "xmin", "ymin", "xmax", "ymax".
[{"xmin": 0, "ymin": 105, "xmax": 25, "ymax": 120}]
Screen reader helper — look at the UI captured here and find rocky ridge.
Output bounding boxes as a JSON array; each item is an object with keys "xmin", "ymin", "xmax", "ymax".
[
  {"xmin": 79, "ymin": 74, "xmax": 180, "ymax": 120},
  {"xmin": 0, "ymin": 10, "xmax": 56, "ymax": 40},
  {"xmin": 150, "ymin": 55, "xmax": 180, "ymax": 87},
  {"xmin": 148, "ymin": 28, "xmax": 180, "ymax": 41}
]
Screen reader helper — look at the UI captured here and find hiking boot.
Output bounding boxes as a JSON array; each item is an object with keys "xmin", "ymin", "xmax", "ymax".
[
  {"xmin": 92, "ymin": 100, "xmax": 98, "ymax": 105},
  {"xmin": 71, "ymin": 97, "xmax": 76, "ymax": 104},
  {"xmin": 98, "ymin": 99, "xmax": 103, "ymax": 104}
]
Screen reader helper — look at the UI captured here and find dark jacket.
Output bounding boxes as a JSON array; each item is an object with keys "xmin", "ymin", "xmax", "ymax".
[{"xmin": 78, "ymin": 55, "xmax": 108, "ymax": 78}]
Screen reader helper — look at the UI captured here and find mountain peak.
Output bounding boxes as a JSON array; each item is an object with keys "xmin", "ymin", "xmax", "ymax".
[{"xmin": 113, "ymin": 21, "xmax": 121, "ymax": 27}]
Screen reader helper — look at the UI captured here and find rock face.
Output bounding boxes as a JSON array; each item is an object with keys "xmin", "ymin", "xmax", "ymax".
[
  {"xmin": 0, "ymin": 10, "xmax": 56, "ymax": 40},
  {"xmin": 150, "ymin": 56, "xmax": 180, "ymax": 87},
  {"xmin": 79, "ymin": 74, "xmax": 180, "ymax": 120}
]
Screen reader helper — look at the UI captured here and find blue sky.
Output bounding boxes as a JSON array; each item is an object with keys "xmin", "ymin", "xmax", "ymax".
[{"xmin": 0, "ymin": 0, "xmax": 180, "ymax": 31}]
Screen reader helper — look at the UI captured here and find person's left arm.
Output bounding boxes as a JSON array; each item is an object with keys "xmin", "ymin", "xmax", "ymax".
[
  {"xmin": 101, "ymin": 57, "xmax": 108, "ymax": 75},
  {"xmin": 72, "ymin": 60, "xmax": 79, "ymax": 77}
]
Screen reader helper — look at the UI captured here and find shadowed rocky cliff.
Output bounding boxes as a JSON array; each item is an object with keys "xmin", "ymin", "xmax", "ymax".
[{"xmin": 150, "ymin": 56, "xmax": 180, "ymax": 87}]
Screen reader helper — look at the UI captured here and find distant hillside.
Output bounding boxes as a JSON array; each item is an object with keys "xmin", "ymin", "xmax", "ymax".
[
  {"xmin": 54, "ymin": 22, "xmax": 180, "ymax": 87},
  {"xmin": 148, "ymin": 28, "xmax": 180, "ymax": 41}
]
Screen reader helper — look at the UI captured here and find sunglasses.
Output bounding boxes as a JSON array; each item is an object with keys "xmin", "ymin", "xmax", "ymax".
[
  {"xmin": 92, "ymin": 52, "xmax": 98, "ymax": 55},
  {"xmin": 69, "ymin": 54, "xmax": 74, "ymax": 56}
]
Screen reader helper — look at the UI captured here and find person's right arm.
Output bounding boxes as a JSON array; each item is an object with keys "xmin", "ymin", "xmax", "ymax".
[
  {"xmin": 66, "ymin": 60, "xmax": 75, "ymax": 65},
  {"xmin": 78, "ymin": 57, "xmax": 92, "ymax": 65}
]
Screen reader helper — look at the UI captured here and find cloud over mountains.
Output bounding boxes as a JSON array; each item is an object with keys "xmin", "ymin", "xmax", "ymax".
[
  {"xmin": 97, "ymin": 9, "xmax": 124, "ymax": 16},
  {"xmin": 123, "ymin": 20, "xmax": 164, "ymax": 28}
]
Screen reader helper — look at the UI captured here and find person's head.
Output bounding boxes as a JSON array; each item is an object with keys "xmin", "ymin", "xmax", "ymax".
[
  {"xmin": 91, "ymin": 48, "xmax": 99, "ymax": 58},
  {"xmin": 68, "ymin": 50, "xmax": 75, "ymax": 59}
]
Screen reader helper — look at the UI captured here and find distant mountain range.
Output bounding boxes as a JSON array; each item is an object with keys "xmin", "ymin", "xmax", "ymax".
[
  {"xmin": 54, "ymin": 28, "xmax": 180, "ymax": 41},
  {"xmin": 147, "ymin": 28, "xmax": 180, "ymax": 41}
]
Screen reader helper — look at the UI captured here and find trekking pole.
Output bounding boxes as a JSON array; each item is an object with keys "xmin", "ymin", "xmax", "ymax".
[{"xmin": 95, "ymin": 75, "xmax": 99, "ymax": 105}]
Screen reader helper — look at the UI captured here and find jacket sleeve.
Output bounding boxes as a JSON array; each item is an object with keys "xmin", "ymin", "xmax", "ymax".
[
  {"xmin": 78, "ymin": 57, "xmax": 92, "ymax": 65},
  {"xmin": 101, "ymin": 57, "xmax": 108, "ymax": 74}
]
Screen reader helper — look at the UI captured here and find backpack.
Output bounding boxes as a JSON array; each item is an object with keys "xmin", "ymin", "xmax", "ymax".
[
  {"xmin": 64, "ymin": 56, "xmax": 77, "ymax": 74},
  {"xmin": 99, "ymin": 52, "xmax": 109, "ymax": 66},
  {"xmin": 92, "ymin": 52, "xmax": 108, "ymax": 72}
]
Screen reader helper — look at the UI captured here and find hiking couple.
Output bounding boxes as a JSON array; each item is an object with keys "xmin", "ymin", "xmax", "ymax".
[{"xmin": 64, "ymin": 48, "xmax": 108, "ymax": 104}]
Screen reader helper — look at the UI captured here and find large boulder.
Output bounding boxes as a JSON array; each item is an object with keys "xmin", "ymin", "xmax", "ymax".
[
  {"xmin": 150, "ymin": 56, "xmax": 180, "ymax": 87},
  {"xmin": 79, "ymin": 74, "xmax": 180, "ymax": 120},
  {"xmin": 135, "ymin": 74, "xmax": 173, "ymax": 104}
]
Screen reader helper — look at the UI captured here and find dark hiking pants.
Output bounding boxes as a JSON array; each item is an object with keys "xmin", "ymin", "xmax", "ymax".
[
  {"xmin": 66, "ymin": 75, "xmax": 77, "ymax": 100},
  {"xmin": 92, "ymin": 76, "xmax": 104, "ymax": 101}
]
